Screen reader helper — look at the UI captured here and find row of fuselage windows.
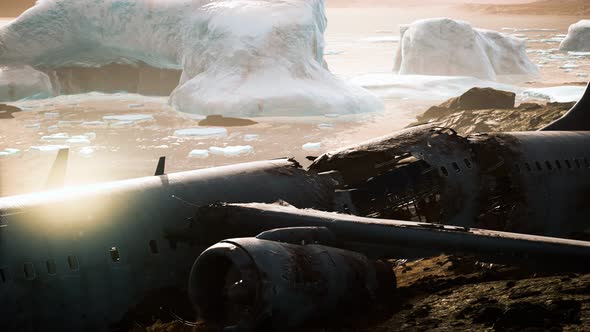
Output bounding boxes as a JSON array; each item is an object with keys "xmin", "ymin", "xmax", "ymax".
[
  {"xmin": 0, "ymin": 239, "xmax": 165, "ymax": 283},
  {"xmin": 438, "ymin": 157, "xmax": 590, "ymax": 177}
]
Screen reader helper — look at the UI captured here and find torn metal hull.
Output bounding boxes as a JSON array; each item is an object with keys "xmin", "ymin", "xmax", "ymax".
[{"xmin": 311, "ymin": 125, "xmax": 590, "ymax": 238}]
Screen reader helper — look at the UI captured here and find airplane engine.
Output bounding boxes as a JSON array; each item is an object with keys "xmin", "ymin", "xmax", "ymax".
[{"xmin": 188, "ymin": 235, "xmax": 396, "ymax": 330}]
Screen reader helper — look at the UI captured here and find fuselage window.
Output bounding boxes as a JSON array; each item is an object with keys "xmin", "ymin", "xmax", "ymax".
[
  {"xmin": 46, "ymin": 259, "xmax": 57, "ymax": 275},
  {"xmin": 565, "ymin": 160, "xmax": 572, "ymax": 169},
  {"xmin": 67, "ymin": 255, "xmax": 79, "ymax": 271},
  {"xmin": 24, "ymin": 263, "xmax": 36, "ymax": 280},
  {"xmin": 555, "ymin": 160, "xmax": 562, "ymax": 169},
  {"xmin": 535, "ymin": 161, "xmax": 542, "ymax": 171},
  {"xmin": 440, "ymin": 166, "xmax": 449, "ymax": 177},
  {"xmin": 585, "ymin": 158, "xmax": 590, "ymax": 168},
  {"xmin": 525, "ymin": 162, "xmax": 532, "ymax": 172},
  {"xmin": 464, "ymin": 159, "xmax": 472, "ymax": 169},
  {"xmin": 545, "ymin": 161, "xmax": 553, "ymax": 171},
  {"xmin": 575, "ymin": 159, "xmax": 581, "ymax": 169},
  {"xmin": 149, "ymin": 240, "xmax": 159, "ymax": 254},
  {"xmin": 452, "ymin": 162, "xmax": 461, "ymax": 172},
  {"xmin": 109, "ymin": 247, "xmax": 121, "ymax": 262}
]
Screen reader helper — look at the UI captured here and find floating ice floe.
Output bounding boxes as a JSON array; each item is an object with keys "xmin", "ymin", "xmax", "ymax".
[
  {"xmin": 103, "ymin": 114, "xmax": 154, "ymax": 122},
  {"xmin": 394, "ymin": 18, "xmax": 539, "ymax": 80},
  {"xmin": 560, "ymin": 20, "xmax": 590, "ymax": 52},
  {"xmin": 111, "ymin": 121, "xmax": 135, "ymax": 127},
  {"xmin": 560, "ymin": 63, "xmax": 580, "ymax": 69},
  {"xmin": 568, "ymin": 51, "xmax": 590, "ymax": 56},
  {"xmin": 82, "ymin": 121, "xmax": 108, "ymax": 128},
  {"xmin": 44, "ymin": 112, "xmax": 59, "ymax": 119},
  {"xmin": 30, "ymin": 145, "xmax": 69, "ymax": 153},
  {"xmin": 324, "ymin": 114, "xmax": 341, "ymax": 118},
  {"xmin": 47, "ymin": 125, "xmax": 58, "ymax": 132},
  {"xmin": 58, "ymin": 120, "xmax": 82, "ymax": 127},
  {"xmin": 521, "ymin": 86, "xmax": 586, "ymax": 103},
  {"xmin": 302, "ymin": 142, "xmax": 322, "ymax": 151},
  {"xmin": 243, "ymin": 134, "xmax": 259, "ymax": 141},
  {"xmin": 41, "ymin": 133, "xmax": 69, "ymax": 141},
  {"xmin": 318, "ymin": 123, "xmax": 334, "ymax": 129},
  {"xmin": 174, "ymin": 127, "xmax": 228, "ymax": 138},
  {"xmin": 209, "ymin": 146, "xmax": 253, "ymax": 157},
  {"xmin": 0, "ymin": 148, "xmax": 21, "ymax": 157},
  {"xmin": 78, "ymin": 147, "xmax": 94, "ymax": 157},
  {"xmin": 188, "ymin": 149, "xmax": 210, "ymax": 159},
  {"xmin": 0, "ymin": 0, "xmax": 382, "ymax": 116},
  {"xmin": 66, "ymin": 136, "xmax": 91, "ymax": 145},
  {"xmin": 128, "ymin": 104, "xmax": 144, "ymax": 109},
  {"xmin": 24, "ymin": 123, "xmax": 41, "ymax": 129},
  {"xmin": 154, "ymin": 145, "xmax": 169, "ymax": 149},
  {"xmin": 323, "ymin": 50, "xmax": 344, "ymax": 56}
]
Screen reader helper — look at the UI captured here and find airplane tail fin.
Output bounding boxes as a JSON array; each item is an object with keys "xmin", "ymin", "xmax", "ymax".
[
  {"xmin": 45, "ymin": 148, "xmax": 69, "ymax": 189},
  {"xmin": 541, "ymin": 82, "xmax": 590, "ymax": 131}
]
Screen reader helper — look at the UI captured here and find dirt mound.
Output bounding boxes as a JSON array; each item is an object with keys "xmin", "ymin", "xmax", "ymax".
[
  {"xmin": 417, "ymin": 87, "xmax": 516, "ymax": 123},
  {"xmin": 0, "ymin": 104, "xmax": 22, "ymax": 119},
  {"xmin": 413, "ymin": 88, "xmax": 574, "ymax": 135}
]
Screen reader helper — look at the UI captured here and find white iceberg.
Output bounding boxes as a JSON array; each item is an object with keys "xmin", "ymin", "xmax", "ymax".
[
  {"xmin": 66, "ymin": 136, "xmax": 91, "ymax": 145},
  {"xmin": 0, "ymin": 0, "xmax": 382, "ymax": 116},
  {"xmin": 560, "ymin": 20, "xmax": 590, "ymax": 52},
  {"xmin": 174, "ymin": 127, "xmax": 228, "ymax": 138},
  {"xmin": 209, "ymin": 145, "xmax": 253, "ymax": 157},
  {"xmin": 188, "ymin": 149, "xmax": 210, "ymax": 159},
  {"xmin": 393, "ymin": 18, "xmax": 539, "ymax": 81},
  {"xmin": 521, "ymin": 86, "xmax": 586, "ymax": 103}
]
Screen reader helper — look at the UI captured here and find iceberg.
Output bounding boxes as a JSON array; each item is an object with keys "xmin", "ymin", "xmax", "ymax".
[
  {"xmin": 393, "ymin": 18, "xmax": 539, "ymax": 81},
  {"xmin": 0, "ymin": 0, "xmax": 382, "ymax": 116},
  {"xmin": 560, "ymin": 20, "xmax": 590, "ymax": 52}
]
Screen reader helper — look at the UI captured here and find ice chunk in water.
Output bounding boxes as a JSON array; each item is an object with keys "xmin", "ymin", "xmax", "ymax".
[
  {"xmin": 302, "ymin": 142, "xmax": 322, "ymax": 151},
  {"xmin": 103, "ymin": 114, "xmax": 153, "ymax": 122},
  {"xmin": 41, "ymin": 133, "xmax": 69, "ymax": 141},
  {"xmin": 30, "ymin": 145, "xmax": 69, "ymax": 153},
  {"xmin": 522, "ymin": 86, "xmax": 586, "ymax": 103},
  {"xmin": 243, "ymin": 134, "xmax": 259, "ymax": 141},
  {"xmin": 188, "ymin": 149, "xmax": 210, "ymax": 159},
  {"xmin": 0, "ymin": 148, "xmax": 21, "ymax": 157},
  {"xmin": 174, "ymin": 127, "xmax": 228, "ymax": 138},
  {"xmin": 78, "ymin": 147, "xmax": 94, "ymax": 157},
  {"xmin": 209, "ymin": 145, "xmax": 253, "ymax": 157}
]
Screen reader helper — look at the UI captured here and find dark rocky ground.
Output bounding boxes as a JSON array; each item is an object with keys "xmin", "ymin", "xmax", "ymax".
[{"xmin": 138, "ymin": 89, "xmax": 589, "ymax": 332}]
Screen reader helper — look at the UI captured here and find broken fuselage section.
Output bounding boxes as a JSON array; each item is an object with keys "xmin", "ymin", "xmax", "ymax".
[{"xmin": 311, "ymin": 124, "xmax": 590, "ymax": 239}]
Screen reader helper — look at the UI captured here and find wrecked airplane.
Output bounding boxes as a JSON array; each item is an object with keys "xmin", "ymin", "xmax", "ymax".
[{"xmin": 1, "ymin": 84, "xmax": 590, "ymax": 331}]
